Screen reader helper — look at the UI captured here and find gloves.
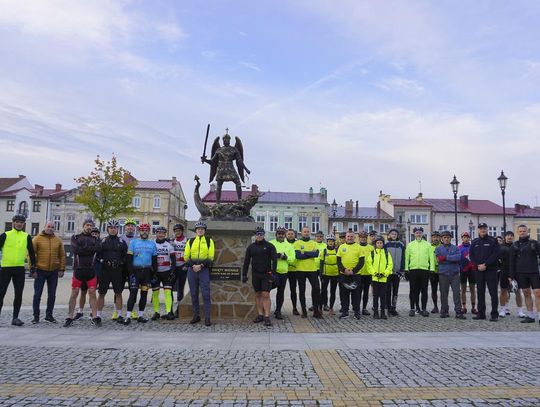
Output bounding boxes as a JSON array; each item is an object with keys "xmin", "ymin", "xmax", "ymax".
[
  {"xmin": 376, "ymin": 273, "xmax": 384, "ymax": 279},
  {"xmin": 437, "ymin": 255, "xmax": 446, "ymax": 263},
  {"xmin": 281, "ymin": 254, "xmax": 287, "ymax": 261},
  {"xmin": 404, "ymin": 271, "xmax": 409, "ymax": 281}
]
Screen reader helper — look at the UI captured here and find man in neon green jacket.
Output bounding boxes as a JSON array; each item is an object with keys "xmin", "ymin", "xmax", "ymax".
[
  {"xmin": 270, "ymin": 227, "xmax": 296, "ymax": 320},
  {"xmin": 404, "ymin": 227, "xmax": 435, "ymax": 317},
  {"xmin": 367, "ymin": 235, "xmax": 393, "ymax": 320}
]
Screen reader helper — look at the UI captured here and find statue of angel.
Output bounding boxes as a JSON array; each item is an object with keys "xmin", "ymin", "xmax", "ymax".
[{"xmin": 201, "ymin": 129, "xmax": 251, "ymax": 204}]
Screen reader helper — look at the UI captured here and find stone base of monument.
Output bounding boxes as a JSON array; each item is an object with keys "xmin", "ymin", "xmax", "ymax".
[{"xmin": 178, "ymin": 220, "xmax": 259, "ymax": 320}]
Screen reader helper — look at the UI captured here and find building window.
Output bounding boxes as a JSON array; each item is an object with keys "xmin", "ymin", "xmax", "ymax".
[
  {"xmin": 133, "ymin": 195, "xmax": 141, "ymax": 209},
  {"xmin": 152, "ymin": 220, "xmax": 160, "ymax": 234},
  {"xmin": 18, "ymin": 201, "xmax": 28, "ymax": 217},
  {"xmin": 6, "ymin": 200, "xmax": 14, "ymax": 212},
  {"xmin": 410, "ymin": 214, "xmax": 428, "ymax": 224},
  {"xmin": 4, "ymin": 222, "xmax": 12, "ymax": 231},
  {"xmin": 269, "ymin": 215, "xmax": 278, "ymax": 232},
  {"xmin": 67, "ymin": 214, "xmax": 75, "ymax": 233},
  {"xmin": 439, "ymin": 225, "xmax": 448, "ymax": 231},
  {"xmin": 348, "ymin": 222, "xmax": 359, "ymax": 233},
  {"xmin": 31, "ymin": 223, "xmax": 39, "ymax": 236},
  {"xmin": 450, "ymin": 225, "xmax": 456, "ymax": 239},
  {"xmin": 298, "ymin": 216, "xmax": 307, "ymax": 231},
  {"xmin": 53, "ymin": 215, "xmax": 61, "ymax": 231},
  {"xmin": 32, "ymin": 200, "xmax": 41, "ymax": 212},
  {"xmin": 153, "ymin": 195, "xmax": 161, "ymax": 209},
  {"xmin": 488, "ymin": 226, "xmax": 497, "ymax": 237},
  {"xmin": 379, "ymin": 223, "xmax": 390, "ymax": 233},
  {"xmin": 284, "ymin": 215, "xmax": 293, "ymax": 230},
  {"xmin": 332, "ymin": 222, "xmax": 343, "ymax": 233},
  {"xmin": 364, "ymin": 223, "xmax": 374, "ymax": 233},
  {"xmin": 311, "ymin": 216, "xmax": 321, "ymax": 233},
  {"xmin": 256, "ymin": 214, "xmax": 266, "ymax": 226}
]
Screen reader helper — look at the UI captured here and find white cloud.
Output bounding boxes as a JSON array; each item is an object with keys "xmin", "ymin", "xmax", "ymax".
[
  {"xmin": 240, "ymin": 62, "xmax": 261, "ymax": 72},
  {"xmin": 155, "ymin": 22, "xmax": 184, "ymax": 42},
  {"xmin": 375, "ymin": 77, "xmax": 425, "ymax": 96}
]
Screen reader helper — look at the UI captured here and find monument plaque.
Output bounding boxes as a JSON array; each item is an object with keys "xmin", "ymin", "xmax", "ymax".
[{"xmin": 211, "ymin": 266, "xmax": 241, "ymax": 281}]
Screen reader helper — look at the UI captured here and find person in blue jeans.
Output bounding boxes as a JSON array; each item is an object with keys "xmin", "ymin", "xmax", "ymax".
[
  {"xmin": 185, "ymin": 221, "xmax": 215, "ymax": 327},
  {"xmin": 31, "ymin": 221, "xmax": 66, "ymax": 323}
]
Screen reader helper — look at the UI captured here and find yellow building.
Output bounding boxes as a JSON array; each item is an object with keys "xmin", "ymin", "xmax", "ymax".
[{"xmin": 513, "ymin": 204, "xmax": 540, "ymax": 240}]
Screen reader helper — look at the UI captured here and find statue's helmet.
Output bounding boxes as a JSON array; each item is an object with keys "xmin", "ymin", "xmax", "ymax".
[{"xmin": 223, "ymin": 134, "xmax": 231, "ymax": 141}]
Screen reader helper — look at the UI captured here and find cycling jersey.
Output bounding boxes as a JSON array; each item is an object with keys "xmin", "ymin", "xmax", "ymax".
[
  {"xmin": 129, "ymin": 239, "xmax": 157, "ymax": 268},
  {"xmin": 155, "ymin": 239, "xmax": 174, "ymax": 272},
  {"xmin": 171, "ymin": 235, "xmax": 187, "ymax": 267}
]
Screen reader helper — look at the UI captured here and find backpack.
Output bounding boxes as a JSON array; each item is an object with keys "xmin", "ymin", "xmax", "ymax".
[{"xmin": 188, "ymin": 236, "xmax": 208, "ymax": 248}]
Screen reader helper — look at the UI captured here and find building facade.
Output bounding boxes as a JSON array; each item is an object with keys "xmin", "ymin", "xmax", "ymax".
[
  {"xmin": 328, "ymin": 199, "xmax": 395, "ymax": 237},
  {"xmin": 513, "ymin": 204, "xmax": 540, "ymax": 240}
]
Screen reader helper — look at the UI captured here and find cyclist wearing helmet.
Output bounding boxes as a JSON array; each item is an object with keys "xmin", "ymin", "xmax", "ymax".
[
  {"xmin": 124, "ymin": 223, "xmax": 157, "ymax": 325},
  {"xmin": 367, "ymin": 235, "xmax": 393, "ymax": 320},
  {"xmin": 357, "ymin": 231, "xmax": 374, "ymax": 316},
  {"xmin": 151, "ymin": 226, "xmax": 176, "ymax": 320},
  {"xmin": 320, "ymin": 234, "xmax": 338, "ymax": 315},
  {"xmin": 458, "ymin": 231, "xmax": 478, "ymax": 315},
  {"xmin": 337, "ymin": 231, "xmax": 365, "ymax": 319},
  {"xmin": 171, "ymin": 223, "xmax": 188, "ymax": 318},
  {"xmin": 185, "ymin": 221, "xmax": 215, "ymax": 326},
  {"xmin": 498, "ymin": 231, "xmax": 525, "ymax": 318},
  {"xmin": 96, "ymin": 220, "xmax": 127, "ymax": 325},
  {"xmin": 285, "ymin": 229, "xmax": 300, "ymax": 315},
  {"xmin": 65, "ymin": 219, "xmax": 101, "ymax": 327},
  {"xmin": 385, "ymin": 228, "xmax": 405, "ymax": 316},
  {"xmin": 75, "ymin": 225, "xmax": 101, "ymax": 320},
  {"xmin": 429, "ymin": 231, "xmax": 442, "ymax": 314},
  {"xmin": 269, "ymin": 226, "xmax": 295, "ymax": 320},
  {"xmin": 242, "ymin": 226, "xmax": 278, "ymax": 326},
  {"xmin": 435, "ymin": 231, "xmax": 465, "ymax": 320},
  {"xmin": 0, "ymin": 214, "xmax": 36, "ymax": 326},
  {"xmin": 121, "ymin": 218, "xmax": 137, "ymax": 246}
]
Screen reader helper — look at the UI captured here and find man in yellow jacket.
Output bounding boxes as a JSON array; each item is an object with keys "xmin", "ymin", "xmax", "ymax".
[
  {"xmin": 270, "ymin": 227, "xmax": 295, "ymax": 320},
  {"xmin": 367, "ymin": 235, "xmax": 393, "ymax": 320},
  {"xmin": 185, "ymin": 221, "xmax": 215, "ymax": 326},
  {"xmin": 294, "ymin": 227, "xmax": 322, "ymax": 318},
  {"xmin": 404, "ymin": 227, "xmax": 436, "ymax": 317},
  {"xmin": 337, "ymin": 231, "xmax": 365, "ymax": 319},
  {"xmin": 31, "ymin": 221, "xmax": 65, "ymax": 324}
]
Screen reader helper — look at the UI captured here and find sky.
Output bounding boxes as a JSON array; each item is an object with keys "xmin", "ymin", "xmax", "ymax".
[{"xmin": 1, "ymin": 0, "xmax": 540, "ymax": 219}]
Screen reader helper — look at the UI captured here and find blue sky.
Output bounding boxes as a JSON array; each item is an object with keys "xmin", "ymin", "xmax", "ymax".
[{"xmin": 1, "ymin": 0, "xmax": 540, "ymax": 218}]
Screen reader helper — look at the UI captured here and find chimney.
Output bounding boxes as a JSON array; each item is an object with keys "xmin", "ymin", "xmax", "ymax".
[
  {"xmin": 309, "ymin": 187, "xmax": 313, "ymax": 195},
  {"xmin": 55, "ymin": 183, "xmax": 62, "ymax": 192},
  {"xmin": 345, "ymin": 199, "xmax": 353, "ymax": 214},
  {"xmin": 415, "ymin": 192, "xmax": 423, "ymax": 201},
  {"xmin": 18, "ymin": 175, "xmax": 25, "ymax": 179},
  {"xmin": 320, "ymin": 187, "xmax": 327, "ymax": 198},
  {"xmin": 514, "ymin": 203, "xmax": 529, "ymax": 212},
  {"xmin": 210, "ymin": 183, "xmax": 216, "ymax": 192},
  {"xmin": 251, "ymin": 184, "xmax": 259, "ymax": 194},
  {"xmin": 355, "ymin": 200, "xmax": 359, "ymax": 215},
  {"xmin": 459, "ymin": 195, "xmax": 469, "ymax": 207},
  {"xmin": 172, "ymin": 176, "xmax": 177, "ymax": 185}
]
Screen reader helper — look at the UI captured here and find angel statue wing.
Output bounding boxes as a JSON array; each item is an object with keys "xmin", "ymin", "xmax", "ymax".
[
  {"xmin": 208, "ymin": 137, "xmax": 220, "ymax": 183},
  {"xmin": 235, "ymin": 136, "xmax": 245, "ymax": 183}
]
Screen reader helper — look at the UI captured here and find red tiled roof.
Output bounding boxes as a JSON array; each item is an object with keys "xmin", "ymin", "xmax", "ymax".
[
  {"xmin": 514, "ymin": 206, "xmax": 540, "ymax": 218},
  {"xmin": 202, "ymin": 190, "xmax": 328, "ymax": 205},
  {"xmin": 136, "ymin": 181, "xmax": 174, "ymax": 190},
  {"xmin": 328, "ymin": 206, "xmax": 394, "ymax": 220},
  {"xmin": 391, "ymin": 197, "xmax": 515, "ymax": 215},
  {"xmin": 389, "ymin": 199, "xmax": 432, "ymax": 207},
  {"xmin": 0, "ymin": 177, "xmax": 24, "ymax": 192}
]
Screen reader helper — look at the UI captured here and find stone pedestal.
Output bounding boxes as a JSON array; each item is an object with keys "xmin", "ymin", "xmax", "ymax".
[{"xmin": 179, "ymin": 220, "xmax": 258, "ymax": 320}]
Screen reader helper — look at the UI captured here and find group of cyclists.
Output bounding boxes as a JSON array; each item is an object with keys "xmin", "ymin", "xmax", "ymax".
[{"xmin": 1, "ymin": 213, "xmax": 539, "ymax": 328}]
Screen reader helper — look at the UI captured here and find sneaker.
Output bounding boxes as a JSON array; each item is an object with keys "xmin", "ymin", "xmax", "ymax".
[
  {"xmin": 489, "ymin": 316, "xmax": 498, "ymax": 322},
  {"xmin": 440, "ymin": 313, "xmax": 449, "ymax": 318},
  {"xmin": 471, "ymin": 307, "xmax": 478, "ymax": 315},
  {"xmin": 165, "ymin": 312, "xmax": 175, "ymax": 320},
  {"xmin": 292, "ymin": 308, "xmax": 300, "ymax": 316},
  {"xmin": 354, "ymin": 312, "xmax": 361, "ymax": 320},
  {"xmin": 189, "ymin": 316, "xmax": 201, "ymax": 324},
  {"xmin": 505, "ymin": 309, "xmax": 511, "ymax": 316},
  {"xmin": 455, "ymin": 314, "xmax": 466, "ymax": 320},
  {"xmin": 123, "ymin": 317, "xmax": 131, "ymax": 326},
  {"xmin": 117, "ymin": 316, "xmax": 125, "ymax": 324},
  {"xmin": 301, "ymin": 310, "xmax": 308, "ymax": 319},
  {"xmin": 264, "ymin": 317, "xmax": 272, "ymax": 327},
  {"xmin": 409, "ymin": 309, "xmax": 416, "ymax": 317},
  {"xmin": 415, "ymin": 309, "xmax": 421, "ymax": 315},
  {"xmin": 11, "ymin": 318, "xmax": 24, "ymax": 326},
  {"xmin": 63, "ymin": 318, "xmax": 73, "ymax": 327},
  {"xmin": 520, "ymin": 316, "xmax": 535, "ymax": 323},
  {"xmin": 323, "ymin": 305, "xmax": 329, "ymax": 312},
  {"xmin": 204, "ymin": 318, "xmax": 212, "ymax": 327},
  {"xmin": 31, "ymin": 317, "xmax": 39, "ymax": 324},
  {"xmin": 73, "ymin": 312, "xmax": 83, "ymax": 320},
  {"xmin": 499, "ymin": 309, "xmax": 506, "ymax": 318},
  {"xmin": 137, "ymin": 316, "xmax": 149, "ymax": 323},
  {"xmin": 431, "ymin": 307, "xmax": 439, "ymax": 314},
  {"xmin": 151, "ymin": 312, "xmax": 161, "ymax": 321},
  {"xmin": 274, "ymin": 312, "xmax": 284, "ymax": 320},
  {"xmin": 420, "ymin": 310, "xmax": 429, "ymax": 317},
  {"xmin": 381, "ymin": 311, "xmax": 388, "ymax": 320},
  {"xmin": 111, "ymin": 311, "xmax": 119, "ymax": 320},
  {"xmin": 373, "ymin": 310, "xmax": 380, "ymax": 319},
  {"xmin": 362, "ymin": 309, "xmax": 370, "ymax": 316},
  {"xmin": 44, "ymin": 316, "xmax": 57, "ymax": 324},
  {"xmin": 518, "ymin": 309, "xmax": 526, "ymax": 318},
  {"xmin": 91, "ymin": 317, "xmax": 102, "ymax": 327},
  {"xmin": 389, "ymin": 309, "xmax": 398, "ymax": 316},
  {"xmin": 339, "ymin": 312, "xmax": 349, "ymax": 319},
  {"xmin": 253, "ymin": 315, "xmax": 264, "ymax": 323},
  {"xmin": 472, "ymin": 315, "xmax": 486, "ymax": 320}
]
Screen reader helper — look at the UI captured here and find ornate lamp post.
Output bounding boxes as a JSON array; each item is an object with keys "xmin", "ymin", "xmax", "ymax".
[
  {"xmin": 497, "ymin": 170, "xmax": 508, "ymax": 234},
  {"xmin": 450, "ymin": 175, "xmax": 460, "ymax": 244},
  {"xmin": 331, "ymin": 199, "xmax": 338, "ymax": 235}
]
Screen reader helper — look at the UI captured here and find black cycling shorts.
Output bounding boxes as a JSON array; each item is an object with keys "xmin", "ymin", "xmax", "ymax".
[
  {"xmin": 460, "ymin": 270, "xmax": 476, "ymax": 285},
  {"xmin": 74, "ymin": 268, "xmax": 95, "ymax": 282},
  {"xmin": 129, "ymin": 268, "xmax": 152, "ymax": 289},
  {"xmin": 98, "ymin": 266, "xmax": 125, "ymax": 294},
  {"xmin": 252, "ymin": 272, "xmax": 273, "ymax": 292},
  {"xmin": 499, "ymin": 271, "xmax": 510, "ymax": 289},
  {"xmin": 516, "ymin": 273, "xmax": 540, "ymax": 290},
  {"xmin": 151, "ymin": 270, "xmax": 176, "ymax": 290}
]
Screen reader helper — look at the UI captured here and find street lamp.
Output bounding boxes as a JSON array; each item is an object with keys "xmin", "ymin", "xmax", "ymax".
[
  {"xmin": 497, "ymin": 170, "xmax": 508, "ymax": 234},
  {"xmin": 450, "ymin": 175, "xmax": 460, "ymax": 244},
  {"xmin": 331, "ymin": 199, "xmax": 338, "ymax": 217}
]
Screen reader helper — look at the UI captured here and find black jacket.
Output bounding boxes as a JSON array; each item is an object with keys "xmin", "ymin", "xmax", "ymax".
[
  {"xmin": 510, "ymin": 236, "xmax": 540, "ymax": 277},
  {"xmin": 498, "ymin": 242, "xmax": 513, "ymax": 274},
  {"xmin": 469, "ymin": 235, "xmax": 500, "ymax": 271},
  {"xmin": 71, "ymin": 232, "xmax": 101, "ymax": 270},
  {"xmin": 242, "ymin": 239, "xmax": 277, "ymax": 278},
  {"xmin": 98, "ymin": 235, "xmax": 127, "ymax": 267}
]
